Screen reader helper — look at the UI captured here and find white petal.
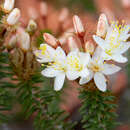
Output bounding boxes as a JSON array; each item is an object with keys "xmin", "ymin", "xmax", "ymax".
[
  {"xmin": 41, "ymin": 68, "xmax": 59, "ymax": 77},
  {"xmin": 79, "ymin": 71, "xmax": 94, "ymax": 85},
  {"xmin": 67, "ymin": 49, "xmax": 79, "ymax": 58},
  {"xmin": 67, "ymin": 49, "xmax": 80, "ymax": 69},
  {"xmin": 105, "ymin": 25, "xmax": 114, "ymax": 41},
  {"xmin": 35, "ymin": 44, "xmax": 56, "ymax": 63},
  {"xmin": 102, "ymin": 64, "xmax": 121, "ymax": 75},
  {"xmin": 55, "ymin": 46, "xmax": 66, "ymax": 60},
  {"xmin": 92, "ymin": 46, "xmax": 106, "ymax": 63},
  {"xmin": 34, "ymin": 50, "xmax": 53, "ymax": 63},
  {"xmin": 80, "ymin": 52, "xmax": 90, "ymax": 66},
  {"xmin": 37, "ymin": 58, "xmax": 52, "ymax": 63},
  {"xmin": 80, "ymin": 68, "xmax": 89, "ymax": 78},
  {"xmin": 54, "ymin": 73, "xmax": 65, "ymax": 91},
  {"xmin": 102, "ymin": 51, "xmax": 112, "ymax": 61},
  {"xmin": 66, "ymin": 70, "xmax": 79, "ymax": 80},
  {"xmin": 112, "ymin": 54, "xmax": 128, "ymax": 63},
  {"xmin": 41, "ymin": 44, "xmax": 55, "ymax": 57},
  {"xmin": 121, "ymin": 25, "xmax": 130, "ymax": 35},
  {"xmin": 115, "ymin": 42, "xmax": 130, "ymax": 54},
  {"xmin": 92, "ymin": 46, "xmax": 102, "ymax": 59},
  {"xmin": 93, "ymin": 35, "xmax": 108, "ymax": 50},
  {"xmin": 119, "ymin": 34, "xmax": 130, "ymax": 41},
  {"xmin": 94, "ymin": 72, "xmax": 107, "ymax": 92}
]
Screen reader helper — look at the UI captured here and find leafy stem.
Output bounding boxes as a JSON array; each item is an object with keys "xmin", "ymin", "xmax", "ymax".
[{"xmin": 79, "ymin": 81, "xmax": 118, "ymax": 130}]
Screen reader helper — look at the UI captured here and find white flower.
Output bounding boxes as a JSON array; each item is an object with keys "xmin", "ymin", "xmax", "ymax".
[
  {"xmin": 3, "ymin": 0, "xmax": 15, "ymax": 12},
  {"xmin": 66, "ymin": 49, "xmax": 90, "ymax": 84},
  {"xmin": 7, "ymin": 8, "xmax": 21, "ymax": 25},
  {"xmin": 80, "ymin": 47, "xmax": 121, "ymax": 92},
  {"xmin": 41, "ymin": 47, "xmax": 67, "ymax": 91},
  {"xmin": 93, "ymin": 22, "xmax": 130, "ymax": 63},
  {"xmin": 34, "ymin": 44, "xmax": 55, "ymax": 63}
]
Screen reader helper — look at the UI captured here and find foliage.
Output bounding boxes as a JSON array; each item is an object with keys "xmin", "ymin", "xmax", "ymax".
[
  {"xmin": 0, "ymin": 10, "xmax": 4, "ymax": 23},
  {"xmin": 16, "ymin": 72, "xmax": 74, "ymax": 130},
  {"xmin": 46, "ymin": 0, "xmax": 96, "ymax": 12},
  {"xmin": 126, "ymin": 51, "xmax": 130, "ymax": 85},
  {"xmin": 79, "ymin": 82, "xmax": 118, "ymax": 130},
  {"xmin": 68, "ymin": 0, "xmax": 96, "ymax": 12},
  {"xmin": 0, "ymin": 52, "xmax": 16, "ymax": 124}
]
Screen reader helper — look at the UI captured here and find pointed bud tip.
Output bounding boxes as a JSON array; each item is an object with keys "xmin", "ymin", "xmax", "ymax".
[
  {"xmin": 73, "ymin": 15, "xmax": 85, "ymax": 37},
  {"xmin": 43, "ymin": 33, "xmax": 58, "ymax": 48},
  {"xmin": 96, "ymin": 13, "xmax": 108, "ymax": 37}
]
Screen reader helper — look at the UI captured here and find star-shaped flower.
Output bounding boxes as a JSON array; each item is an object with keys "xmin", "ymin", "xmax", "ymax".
[
  {"xmin": 66, "ymin": 49, "xmax": 90, "ymax": 84},
  {"xmin": 34, "ymin": 43, "xmax": 55, "ymax": 63},
  {"xmin": 41, "ymin": 46, "xmax": 67, "ymax": 91},
  {"xmin": 93, "ymin": 22, "xmax": 130, "ymax": 63},
  {"xmin": 80, "ymin": 47, "xmax": 121, "ymax": 92}
]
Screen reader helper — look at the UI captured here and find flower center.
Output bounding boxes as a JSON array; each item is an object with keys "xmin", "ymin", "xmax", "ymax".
[
  {"xmin": 89, "ymin": 62, "xmax": 102, "ymax": 72},
  {"xmin": 52, "ymin": 60, "xmax": 67, "ymax": 72},
  {"xmin": 67, "ymin": 57, "xmax": 83, "ymax": 71},
  {"xmin": 92, "ymin": 65, "xmax": 101, "ymax": 72}
]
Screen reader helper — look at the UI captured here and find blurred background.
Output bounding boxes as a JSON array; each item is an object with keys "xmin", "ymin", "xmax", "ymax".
[{"xmin": 0, "ymin": 0, "xmax": 130, "ymax": 129}]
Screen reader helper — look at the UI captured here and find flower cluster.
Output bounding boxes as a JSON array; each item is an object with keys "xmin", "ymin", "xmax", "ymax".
[{"xmin": 35, "ymin": 14, "xmax": 130, "ymax": 92}]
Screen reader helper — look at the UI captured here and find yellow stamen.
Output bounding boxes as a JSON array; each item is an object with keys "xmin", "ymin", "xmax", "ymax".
[{"xmin": 39, "ymin": 45, "xmax": 47, "ymax": 55}]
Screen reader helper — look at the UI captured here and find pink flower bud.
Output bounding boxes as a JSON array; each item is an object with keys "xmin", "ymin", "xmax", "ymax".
[
  {"xmin": 7, "ymin": 8, "xmax": 21, "ymax": 25},
  {"xmin": 40, "ymin": 2, "xmax": 48, "ymax": 17},
  {"xmin": 85, "ymin": 41, "xmax": 95, "ymax": 55},
  {"xmin": 3, "ymin": 0, "xmax": 15, "ymax": 13},
  {"xmin": 96, "ymin": 13, "xmax": 108, "ymax": 37},
  {"xmin": 67, "ymin": 36, "xmax": 78, "ymax": 51},
  {"xmin": 17, "ymin": 29, "xmax": 30, "ymax": 51},
  {"xmin": 59, "ymin": 8, "xmax": 69, "ymax": 22},
  {"xmin": 43, "ymin": 33, "xmax": 59, "ymax": 48},
  {"xmin": 73, "ymin": 15, "xmax": 85, "ymax": 37}
]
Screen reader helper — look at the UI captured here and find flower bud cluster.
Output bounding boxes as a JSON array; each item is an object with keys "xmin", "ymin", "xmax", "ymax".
[
  {"xmin": 1, "ymin": 0, "xmax": 39, "ymax": 80},
  {"xmin": 0, "ymin": 0, "xmax": 21, "ymax": 26},
  {"xmin": 8, "ymin": 24, "xmax": 39, "ymax": 80}
]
